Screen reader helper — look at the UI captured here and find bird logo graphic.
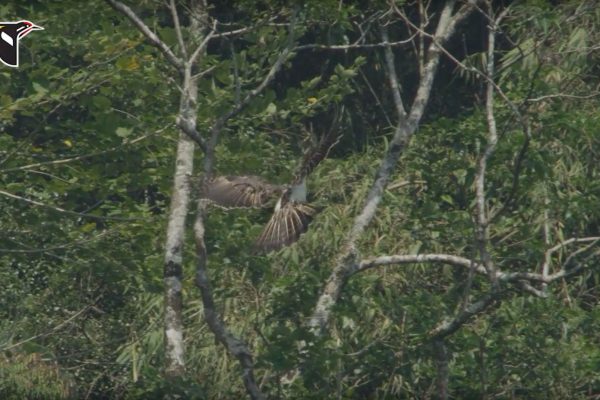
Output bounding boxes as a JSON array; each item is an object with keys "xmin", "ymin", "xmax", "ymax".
[{"xmin": 0, "ymin": 20, "xmax": 43, "ymax": 68}]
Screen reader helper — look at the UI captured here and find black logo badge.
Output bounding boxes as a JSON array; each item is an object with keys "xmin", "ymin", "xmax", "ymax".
[{"xmin": 0, "ymin": 20, "xmax": 43, "ymax": 68}]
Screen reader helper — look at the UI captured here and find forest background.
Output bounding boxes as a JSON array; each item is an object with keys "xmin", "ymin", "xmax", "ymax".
[{"xmin": 1, "ymin": 0, "xmax": 599, "ymax": 399}]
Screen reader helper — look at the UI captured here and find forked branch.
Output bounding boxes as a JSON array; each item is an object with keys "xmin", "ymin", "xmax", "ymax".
[
  {"xmin": 105, "ymin": 0, "xmax": 183, "ymax": 70},
  {"xmin": 308, "ymin": 0, "xmax": 481, "ymax": 336}
]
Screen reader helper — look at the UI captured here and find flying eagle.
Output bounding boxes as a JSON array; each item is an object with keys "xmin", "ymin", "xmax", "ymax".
[{"xmin": 203, "ymin": 122, "xmax": 340, "ymax": 252}]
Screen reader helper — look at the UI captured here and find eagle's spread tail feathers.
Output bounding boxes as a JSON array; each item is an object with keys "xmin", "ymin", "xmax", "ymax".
[{"xmin": 254, "ymin": 201, "xmax": 317, "ymax": 252}]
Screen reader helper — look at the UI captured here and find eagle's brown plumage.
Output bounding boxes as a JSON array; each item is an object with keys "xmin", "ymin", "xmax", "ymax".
[
  {"xmin": 204, "ymin": 175, "xmax": 282, "ymax": 208},
  {"xmin": 254, "ymin": 195, "xmax": 317, "ymax": 252},
  {"xmin": 204, "ymin": 108, "xmax": 343, "ymax": 252}
]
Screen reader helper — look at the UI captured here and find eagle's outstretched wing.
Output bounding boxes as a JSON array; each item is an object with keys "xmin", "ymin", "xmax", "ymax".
[
  {"xmin": 204, "ymin": 176, "xmax": 283, "ymax": 208},
  {"xmin": 293, "ymin": 107, "xmax": 343, "ymax": 184},
  {"xmin": 207, "ymin": 108, "xmax": 342, "ymax": 251}
]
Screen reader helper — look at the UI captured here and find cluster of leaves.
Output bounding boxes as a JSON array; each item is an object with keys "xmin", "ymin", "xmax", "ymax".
[
  {"xmin": 0, "ymin": 1, "xmax": 177, "ymax": 397},
  {"xmin": 0, "ymin": 352, "xmax": 72, "ymax": 399}
]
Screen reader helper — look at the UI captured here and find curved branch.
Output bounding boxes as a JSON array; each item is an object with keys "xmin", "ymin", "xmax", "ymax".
[
  {"xmin": 358, "ymin": 253, "xmax": 486, "ymax": 274},
  {"xmin": 194, "ymin": 202, "xmax": 265, "ymax": 400},
  {"xmin": 429, "ymin": 292, "xmax": 499, "ymax": 340},
  {"xmin": 357, "ymin": 236, "xmax": 600, "ymax": 285},
  {"xmin": 189, "ymin": 11, "xmax": 299, "ymax": 400},
  {"xmin": 175, "ymin": 115, "xmax": 207, "ymax": 152}
]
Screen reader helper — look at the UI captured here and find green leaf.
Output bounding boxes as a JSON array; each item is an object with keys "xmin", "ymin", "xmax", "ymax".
[
  {"xmin": 32, "ymin": 82, "xmax": 48, "ymax": 95},
  {"xmin": 441, "ymin": 194, "xmax": 454, "ymax": 206},
  {"xmin": 265, "ymin": 102, "xmax": 277, "ymax": 115},
  {"xmin": 92, "ymin": 95, "xmax": 111, "ymax": 110},
  {"xmin": 116, "ymin": 127, "xmax": 132, "ymax": 137}
]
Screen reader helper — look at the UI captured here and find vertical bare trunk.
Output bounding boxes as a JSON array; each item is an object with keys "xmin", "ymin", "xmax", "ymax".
[
  {"xmin": 187, "ymin": 13, "xmax": 294, "ymax": 398},
  {"xmin": 162, "ymin": 0, "xmax": 206, "ymax": 377},
  {"xmin": 163, "ymin": 132, "xmax": 195, "ymax": 377},
  {"xmin": 474, "ymin": 0, "xmax": 500, "ymax": 288},
  {"xmin": 433, "ymin": 339, "xmax": 449, "ymax": 400}
]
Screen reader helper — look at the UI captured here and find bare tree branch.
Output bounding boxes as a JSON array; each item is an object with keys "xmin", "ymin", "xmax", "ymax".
[
  {"xmin": 169, "ymin": 0, "xmax": 187, "ymax": 59},
  {"xmin": 534, "ymin": 237, "xmax": 600, "ymax": 282},
  {"xmin": 210, "ymin": 16, "xmax": 285, "ymax": 39},
  {"xmin": 105, "ymin": 0, "xmax": 211, "ymax": 377},
  {"xmin": 213, "ymin": 25, "xmax": 255, "ymax": 38},
  {"xmin": 191, "ymin": 64, "xmax": 216, "ymax": 80},
  {"xmin": 202, "ymin": 10, "xmax": 298, "ymax": 173},
  {"xmin": 0, "ymin": 130, "xmax": 161, "ymax": 173},
  {"xmin": 359, "ymin": 68, "xmax": 394, "ymax": 127},
  {"xmin": 175, "ymin": 115, "xmax": 207, "ymax": 152},
  {"xmin": 193, "ymin": 202, "xmax": 265, "ymax": 400},
  {"xmin": 188, "ymin": 10, "xmax": 298, "ymax": 398},
  {"xmin": 294, "ymin": 37, "xmax": 417, "ymax": 51},
  {"xmin": 433, "ymin": 339, "xmax": 449, "ymax": 400},
  {"xmin": 358, "ymin": 253, "xmax": 485, "ymax": 274},
  {"xmin": 162, "ymin": 134, "xmax": 194, "ymax": 377},
  {"xmin": 105, "ymin": 0, "xmax": 183, "ymax": 70},
  {"xmin": 473, "ymin": 2, "xmax": 505, "ymax": 286},
  {"xmin": 429, "ymin": 292, "xmax": 498, "ymax": 339},
  {"xmin": 526, "ymin": 91, "xmax": 600, "ymax": 102},
  {"xmin": 381, "ymin": 25, "xmax": 407, "ymax": 119},
  {"xmin": 189, "ymin": 20, "xmax": 217, "ymax": 65},
  {"xmin": 0, "ymin": 190, "xmax": 142, "ymax": 221},
  {"xmin": 356, "ymin": 236, "xmax": 600, "ymax": 287},
  {"xmin": 512, "ymin": 280, "xmax": 548, "ymax": 298},
  {"xmin": 308, "ymin": 0, "xmax": 479, "ymax": 336},
  {"xmin": 394, "ymin": 3, "xmax": 527, "ymax": 134},
  {"xmin": 417, "ymin": 0, "xmax": 429, "ymax": 78}
]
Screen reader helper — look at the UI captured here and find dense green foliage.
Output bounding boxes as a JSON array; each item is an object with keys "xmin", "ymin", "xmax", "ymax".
[{"xmin": 1, "ymin": 1, "xmax": 599, "ymax": 398}]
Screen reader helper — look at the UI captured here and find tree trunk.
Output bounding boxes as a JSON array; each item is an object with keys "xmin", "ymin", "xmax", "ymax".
[
  {"xmin": 433, "ymin": 339, "xmax": 449, "ymax": 400},
  {"xmin": 163, "ymin": 133, "xmax": 195, "ymax": 377}
]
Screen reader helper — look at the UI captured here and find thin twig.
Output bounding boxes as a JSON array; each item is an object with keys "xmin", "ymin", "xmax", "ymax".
[
  {"xmin": 0, "ymin": 190, "xmax": 142, "ymax": 221},
  {"xmin": 381, "ymin": 24, "xmax": 407, "ymax": 119},
  {"xmin": 473, "ymin": 2, "xmax": 504, "ymax": 286},
  {"xmin": 0, "ymin": 229, "xmax": 115, "ymax": 254},
  {"xmin": 169, "ymin": 0, "xmax": 187, "ymax": 58},
  {"xmin": 2, "ymin": 297, "xmax": 101, "ymax": 351},
  {"xmin": 526, "ymin": 91, "xmax": 600, "ymax": 102},
  {"xmin": 1, "ymin": 130, "xmax": 162, "ymax": 173},
  {"xmin": 105, "ymin": 0, "xmax": 183, "ymax": 70},
  {"xmin": 294, "ymin": 37, "xmax": 417, "ymax": 51},
  {"xmin": 189, "ymin": 20, "xmax": 217, "ymax": 65}
]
